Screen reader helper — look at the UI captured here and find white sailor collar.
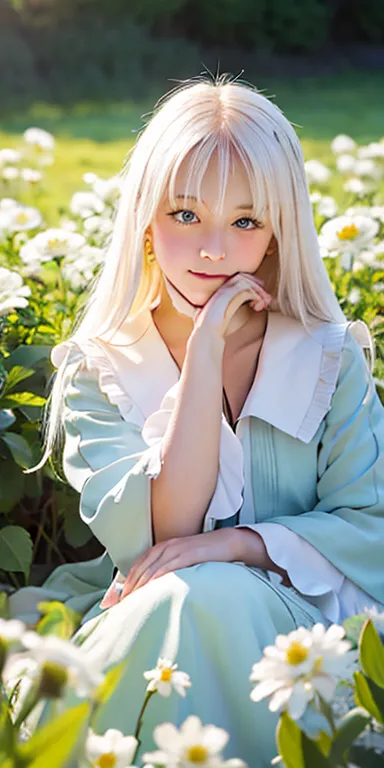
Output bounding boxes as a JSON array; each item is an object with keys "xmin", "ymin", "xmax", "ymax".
[{"xmin": 53, "ymin": 306, "xmax": 370, "ymax": 445}]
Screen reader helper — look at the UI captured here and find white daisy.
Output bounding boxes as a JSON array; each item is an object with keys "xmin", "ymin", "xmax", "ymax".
[
  {"xmin": 23, "ymin": 127, "xmax": 55, "ymax": 153},
  {"xmin": 358, "ymin": 142, "xmax": 384, "ymax": 160},
  {"xmin": 85, "ymin": 727, "xmax": 138, "ymax": 768},
  {"xmin": 344, "ymin": 177, "xmax": 376, "ymax": 195},
  {"xmin": 0, "ymin": 197, "xmax": 19, "ymax": 210},
  {"xmin": 20, "ymin": 168, "xmax": 43, "ymax": 185},
  {"xmin": 0, "ymin": 204, "xmax": 43, "ymax": 233},
  {"xmin": 0, "ymin": 618, "xmax": 26, "ymax": 647},
  {"xmin": 70, "ymin": 190, "xmax": 105, "ymax": 218},
  {"xmin": 83, "ymin": 214, "xmax": 114, "ymax": 238},
  {"xmin": 336, "ymin": 154, "xmax": 356, "ymax": 174},
  {"xmin": 354, "ymin": 158, "xmax": 383, "ymax": 181},
  {"xmin": 0, "ymin": 148, "xmax": 22, "ymax": 166},
  {"xmin": 0, "ymin": 267, "xmax": 31, "ymax": 314},
  {"xmin": 319, "ymin": 215, "xmax": 379, "ymax": 256},
  {"xmin": 143, "ymin": 657, "xmax": 192, "ymax": 698},
  {"xmin": 62, "ymin": 245, "xmax": 104, "ymax": 288},
  {"xmin": 83, "ymin": 171, "xmax": 98, "ymax": 185},
  {"xmin": 21, "ymin": 631, "xmax": 104, "ymax": 698},
  {"xmin": 317, "ymin": 196, "xmax": 338, "ymax": 219},
  {"xmin": 304, "ymin": 159, "xmax": 331, "ymax": 185},
  {"xmin": 22, "ymin": 228, "xmax": 86, "ymax": 260},
  {"xmin": 2, "ymin": 166, "xmax": 20, "ymax": 181},
  {"xmin": 142, "ymin": 715, "xmax": 247, "ymax": 767},
  {"xmin": 348, "ymin": 287, "xmax": 361, "ymax": 305},
  {"xmin": 330, "ymin": 134, "xmax": 356, "ymax": 154},
  {"xmin": 250, "ymin": 623, "xmax": 357, "ymax": 721},
  {"xmin": 93, "ymin": 175, "xmax": 122, "ymax": 205}
]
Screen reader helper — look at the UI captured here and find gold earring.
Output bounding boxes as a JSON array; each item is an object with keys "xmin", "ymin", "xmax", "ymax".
[{"xmin": 144, "ymin": 235, "xmax": 156, "ymax": 264}]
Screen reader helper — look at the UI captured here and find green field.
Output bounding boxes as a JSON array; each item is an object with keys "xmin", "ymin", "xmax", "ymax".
[{"xmin": 1, "ymin": 70, "xmax": 383, "ymax": 224}]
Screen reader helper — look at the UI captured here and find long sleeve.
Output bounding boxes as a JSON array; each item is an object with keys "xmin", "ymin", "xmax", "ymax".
[
  {"xmin": 237, "ymin": 522, "xmax": 384, "ymax": 623},
  {"xmin": 62, "ymin": 354, "xmax": 165, "ymax": 577},
  {"xmin": 237, "ymin": 329, "xmax": 384, "ymax": 606}
]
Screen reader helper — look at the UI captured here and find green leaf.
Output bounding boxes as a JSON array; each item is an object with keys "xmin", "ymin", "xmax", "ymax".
[
  {"xmin": 0, "ymin": 758, "xmax": 13, "ymax": 768},
  {"xmin": 329, "ymin": 707, "xmax": 370, "ymax": 763},
  {"xmin": 1, "ymin": 433, "xmax": 33, "ymax": 469},
  {"xmin": 359, "ymin": 618, "xmax": 384, "ymax": 688},
  {"xmin": 63, "ymin": 505, "xmax": 94, "ymax": 548},
  {"xmin": 17, "ymin": 701, "xmax": 91, "ymax": 767},
  {"xmin": 343, "ymin": 614, "xmax": 367, "ymax": 649},
  {"xmin": 0, "ymin": 411, "xmax": 16, "ymax": 433},
  {"xmin": 4, "ymin": 346, "xmax": 52, "ymax": 372},
  {"xmin": 1, "ymin": 366, "xmax": 35, "ymax": 396},
  {"xmin": 0, "ymin": 526, "xmax": 33, "ymax": 576},
  {"xmin": 276, "ymin": 711, "xmax": 304, "ymax": 768},
  {"xmin": 302, "ymin": 733, "xmax": 332, "ymax": 767},
  {"xmin": 0, "ymin": 592, "xmax": 10, "ymax": 619},
  {"xmin": 0, "ymin": 461, "xmax": 25, "ymax": 514},
  {"xmin": 0, "ymin": 393, "xmax": 46, "ymax": 409},
  {"xmin": 354, "ymin": 671, "xmax": 384, "ymax": 724},
  {"xmin": 93, "ymin": 659, "xmax": 128, "ymax": 707},
  {"xmin": 0, "ymin": 698, "xmax": 15, "ymax": 757},
  {"xmin": 349, "ymin": 744, "xmax": 384, "ymax": 767},
  {"xmin": 36, "ymin": 601, "xmax": 82, "ymax": 641}
]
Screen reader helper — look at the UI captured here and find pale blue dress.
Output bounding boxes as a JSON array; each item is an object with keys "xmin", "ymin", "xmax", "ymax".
[{"xmin": 8, "ymin": 308, "xmax": 384, "ymax": 767}]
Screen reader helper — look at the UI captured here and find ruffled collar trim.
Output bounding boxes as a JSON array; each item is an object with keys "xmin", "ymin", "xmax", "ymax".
[{"xmin": 51, "ymin": 307, "xmax": 366, "ymax": 444}]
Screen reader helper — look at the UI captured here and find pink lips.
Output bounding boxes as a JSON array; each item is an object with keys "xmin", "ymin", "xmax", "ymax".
[{"xmin": 189, "ymin": 271, "xmax": 229, "ymax": 280}]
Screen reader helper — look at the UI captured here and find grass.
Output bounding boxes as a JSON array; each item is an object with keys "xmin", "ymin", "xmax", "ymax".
[{"xmin": 0, "ymin": 69, "xmax": 383, "ymax": 224}]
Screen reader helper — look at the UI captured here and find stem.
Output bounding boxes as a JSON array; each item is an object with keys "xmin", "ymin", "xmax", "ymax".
[
  {"xmin": 131, "ymin": 689, "xmax": 156, "ymax": 763},
  {"xmin": 13, "ymin": 684, "xmax": 40, "ymax": 730},
  {"xmin": 39, "ymin": 529, "xmax": 67, "ymax": 565}
]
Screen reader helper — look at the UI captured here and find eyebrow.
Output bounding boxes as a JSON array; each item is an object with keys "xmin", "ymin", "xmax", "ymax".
[{"xmin": 175, "ymin": 194, "xmax": 254, "ymax": 211}]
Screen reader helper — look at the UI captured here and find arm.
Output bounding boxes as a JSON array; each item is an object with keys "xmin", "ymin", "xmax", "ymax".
[
  {"xmin": 235, "ymin": 329, "xmax": 384, "ymax": 607},
  {"xmin": 151, "ymin": 329, "xmax": 225, "ymax": 542}
]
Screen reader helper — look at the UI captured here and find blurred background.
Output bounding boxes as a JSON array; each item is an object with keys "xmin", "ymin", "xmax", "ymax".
[{"xmin": 1, "ymin": 0, "xmax": 384, "ymax": 220}]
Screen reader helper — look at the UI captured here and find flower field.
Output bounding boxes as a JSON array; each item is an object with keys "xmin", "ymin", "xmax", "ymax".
[{"xmin": 0, "ymin": 122, "xmax": 384, "ymax": 766}]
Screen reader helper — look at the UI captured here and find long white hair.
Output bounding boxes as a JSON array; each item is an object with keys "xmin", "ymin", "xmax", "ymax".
[{"xmin": 26, "ymin": 72, "xmax": 369, "ymax": 475}]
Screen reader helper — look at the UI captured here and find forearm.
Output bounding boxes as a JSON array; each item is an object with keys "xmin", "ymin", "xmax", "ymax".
[
  {"xmin": 151, "ymin": 328, "xmax": 225, "ymax": 542},
  {"xmin": 233, "ymin": 527, "xmax": 292, "ymax": 586}
]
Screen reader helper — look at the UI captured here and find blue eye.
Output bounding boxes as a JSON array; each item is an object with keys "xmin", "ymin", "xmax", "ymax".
[
  {"xmin": 168, "ymin": 210, "xmax": 198, "ymax": 225},
  {"xmin": 167, "ymin": 209, "xmax": 262, "ymax": 229}
]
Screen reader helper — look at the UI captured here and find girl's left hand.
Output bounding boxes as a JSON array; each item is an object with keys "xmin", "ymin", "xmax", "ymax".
[{"xmin": 99, "ymin": 528, "xmax": 244, "ymax": 609}]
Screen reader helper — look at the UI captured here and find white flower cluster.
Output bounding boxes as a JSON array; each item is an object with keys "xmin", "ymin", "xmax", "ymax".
[{"xmin": 249, "ymin": 623, "xmax": 358, "ymax": 721}]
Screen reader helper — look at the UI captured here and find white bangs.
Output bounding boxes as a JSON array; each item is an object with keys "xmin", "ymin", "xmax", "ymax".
[{"xmin": 166, "ymin": 130, "xmax": 270, "ymax": 225}]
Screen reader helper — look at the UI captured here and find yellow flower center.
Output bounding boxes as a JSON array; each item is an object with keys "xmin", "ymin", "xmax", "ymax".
[
  {"xmin": 337, "ymin": 224, "xmax": 360, "ymax": 241},
  {"xmin": 16, "ymin": 213, "xmax": 29, "ymax": 224},
  {"xmin": 186, "ymin": 744, "xmax": 209, "ymax": 762},
  {"xmin": 160, "ymin": 667, "xmax": 173, "ymax": 682},
  {"xmin": 285, "ymin": 641, "xmax": 309, "ymax": 666},
  {"xmin": 47, "ymin": 238, "xmax": 66, "ymax": 250},
  {"xmin": 96, "ymin": 754, "xmax": 117, "ymax": 768}
]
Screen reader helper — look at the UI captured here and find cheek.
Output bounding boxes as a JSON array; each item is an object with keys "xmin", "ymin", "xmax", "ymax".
[
  {"xmin": 231, "ymin": 231, "xmax": 271, "ymax": 268},
  {"xmin": 153, "ymin": 226, "xmax": 193, "ymax": 270}
]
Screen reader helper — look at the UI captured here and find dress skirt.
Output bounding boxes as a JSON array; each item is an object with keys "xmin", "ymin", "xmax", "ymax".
[{"xmin": 27, "ymin": 561, "xmax": 327, "ymax": 768}]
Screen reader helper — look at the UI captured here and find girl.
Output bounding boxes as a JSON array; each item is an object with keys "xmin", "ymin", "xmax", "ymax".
[{"xmin": 9, "ymin": 74, "xmax": 384, "ymax": 765}]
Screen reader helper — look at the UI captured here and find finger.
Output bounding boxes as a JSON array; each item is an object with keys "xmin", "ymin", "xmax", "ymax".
[
  {"xmin": 130, "ymin": 557, "xmax": 185, "ymax": 593},
  {"xmin": 120, "ymin": 548, "xmax": 166, "ymax": 599},
  {"xmin": 100, "ymin": 580, "xmax": 122, "ymax": 609}
]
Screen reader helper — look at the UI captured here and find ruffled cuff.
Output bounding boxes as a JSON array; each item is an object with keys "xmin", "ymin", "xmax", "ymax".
[{"xmin": 236, "ymin": 522, "xmax": 344, "ymax": 623}]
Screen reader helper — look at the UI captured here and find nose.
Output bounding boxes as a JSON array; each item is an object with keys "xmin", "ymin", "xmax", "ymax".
[{"xmin": 200, "ymin": 247, "xmax": 226, "ymax": 262}]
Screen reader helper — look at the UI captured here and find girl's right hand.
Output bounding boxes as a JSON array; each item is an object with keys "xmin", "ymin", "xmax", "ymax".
[{"xmin": 191, "ymin": 272, "xmax": 273, "ymax": 341}]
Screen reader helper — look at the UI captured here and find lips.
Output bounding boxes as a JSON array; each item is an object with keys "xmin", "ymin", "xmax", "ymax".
[{"xmin": 189, "ymin": 271, "xmax": 229, "ymax": 279}]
